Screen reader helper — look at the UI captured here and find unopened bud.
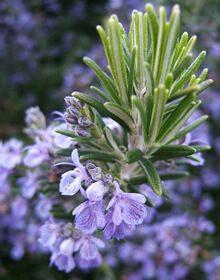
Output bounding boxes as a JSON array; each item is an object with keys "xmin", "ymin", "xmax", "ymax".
[
  {"xmin": 103, "ymin": 173, "xmax": 113, "ymax": 184},
  {"xmin": 74, "ymin": 126, "xmax": 90, "ymax": 137},
  {"xmin": 78, "ymin": 116, "xmax": 92, "ymax": 127}
]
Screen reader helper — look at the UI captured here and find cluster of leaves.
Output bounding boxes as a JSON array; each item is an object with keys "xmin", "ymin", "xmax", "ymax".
[{"xmin": 57, "ymin": 4, "xmax": 211, "ymax": 198}]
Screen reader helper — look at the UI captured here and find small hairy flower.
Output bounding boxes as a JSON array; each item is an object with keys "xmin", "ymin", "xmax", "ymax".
[
  {"xmin": 73, "ymin": 200, "xmax": 105, "ymax": 234},
  {"xmin": 104, "ymin": 182, "xmax": 147, "ymax": 240},
  {"xmin": 59, "ymin": 149, "xmax": 87, "ymax": 196}
]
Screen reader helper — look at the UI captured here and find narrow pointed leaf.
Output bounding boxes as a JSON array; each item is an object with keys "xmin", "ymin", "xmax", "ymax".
[
  {"xmin": 131, "ymin": 95, "xmax": 148, "ymax": 141},
  {"xmin": 104, "ymin": 102, "xmax": 135, "ymax": 132},
  {"xmin": 171, "ymin": 115, "xmax": 208, "ymax": 141},
  {"xmin": 148, "ymin": 85, "xmax": 168, "ymax": 144},
  {"xmin": 124, "ymin": 148, "xmax": 143, "ymax": 163},
  {"xmin": 151, "ymin": 144, "xmax": 197, "ymax": 160},
  {"xmin": 139, "ymin": 158, "xmax": 163, "ymax": 195}
]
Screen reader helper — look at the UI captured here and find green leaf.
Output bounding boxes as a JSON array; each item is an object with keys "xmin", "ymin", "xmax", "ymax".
[
  {"xmin": 191, "ymin": 145, "xmax": 211, "ymax": 152},
  {"xmin": 170, "ymin": 51, "xmax": 206, "ymax": 95},
  {"xmin": 159, "ymin": 5, "xmax": 180, "ymax": 83},
  {"xmin": 104, "ymin": 102, "xmax": 135, "ymax": 132},
  {"xmin": 148, "ymin": 85, "xmax": 168, "ymax": 144},
  {"xmin": 131, "ymin": 95, "xmax": 148, "ymax": 141},
  {"xmin": 157, "ymin": 94, "xmax": 198, "ymax": 144},
  {"xmin": 108, "ymin": 15, "xmax": 128, "ymax": 105},
  {"xmin": 198, "ymin": 68, "xmax": 208, "ymax": 82},
  {"xmin": 128, "ymin": 171, "xmax": 189, "ymax": 184},
  {"xmin": 139, "ymin": 158, "xmax": 163, "ymax": 195},
  {"xmin": 55, "ymin": 129, "xmax": 76, "ymax": 138},
  {"xmin": 104, "ymin": 127, "xmax": 124, "ymax": 158},
  {"xmin": 72, "ymin": 91, "xmax": 108, "ymax": 115},
  {"xmin": 145, "ymin": 4, "xmax": 159, "ymax": 68},
  {"xmin": 168, "ymin": 84, "xmax": 199, "ymax": 101},
  {"xmin": 165, "ymin": 73, "xmax": 174, "ymax": 90},
  {"xmin": 173, "ymin": 54, "xmax": 192, "ymax": 79},
  {"xmin": 73, "ymin": 91, "xmax": 129, "ymax": 129},
  {"xmin": 127, "ymin": 47, "xmax": 136, "ymax": 98},
  {"xmin": 153, "ymin": 6, "xmax": 167, "ymax": 82},
  {"xmin": 170, "ymin": 115, "xmax": 208, "ymax": 141},
  {"xmin": 197, "ymin": 79, "xmax": 213, "ymax": 95},
  {"xmin": 159, "ymin": 171, "xmax": 189, "ymax": 180},
  {"xmin": 56, "ymin": 148, "xmax": 72, "ymax": 157},
  {"xmin": 90, "ymin": 86, "xmax": 111, "ymax": 102},
  {"xmin": 151, "ymin": 144, "xmax": 197, "ymax": 160},
  {"xmin": 83, "ymin": 57, "xmax": 119, "ymax": 103},
  {"xmin": 80, "ymin": 151, "xmax": 118, "ymax": 162},
  {"xmin": 96, "ymin": 25, "xmax": 115, "ymax": 80},
  {"xmin": 130, "ymin": 11, "xmax": 148, "ymax": 92},
  {"xmin": 145, "ymin": 62, "xmax": 154, "ymax": 95},
  {"xmin": 124, "ymin": 148, "xmax": 143, "ymax": 163}
]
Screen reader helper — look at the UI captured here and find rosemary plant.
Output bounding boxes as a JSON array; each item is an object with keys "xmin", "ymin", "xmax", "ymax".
[
  {"xmin": 58, "ymin": 4, "xmax": 212, "ymax": 197},
  {"xmin": 37, "ymin": 3, "xmax": 213, "ymax": 271}
]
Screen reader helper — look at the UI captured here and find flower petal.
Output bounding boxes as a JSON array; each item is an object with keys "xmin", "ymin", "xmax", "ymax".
[
  {"xmin": 86, "ymin": 180, "xmax": 107, "ymax": 201},
  {"xmin": 59, "ymin": 171, "xmax": 81, "ymax": 196},
  {"xmin": 71, "ymin": 149, "xmax": 80, "ymax": 166}
]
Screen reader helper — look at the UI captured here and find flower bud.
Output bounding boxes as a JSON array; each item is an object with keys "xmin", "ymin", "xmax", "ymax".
[
  {"xmin": 74, "ymin": 126, "xmax": 90, "ymax": 137},
  {"xmin": 78, "ymin": 116, "xmax": 92, "ymax": 127}
]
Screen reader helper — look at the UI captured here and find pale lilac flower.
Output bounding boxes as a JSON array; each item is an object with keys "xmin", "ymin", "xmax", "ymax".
[
  {"xmin": 74, "ymin": 234, "xmax": 105, "ymax": 269},
  {"xmin": 24, "ymin": 106, "xmax": 46, "ymax": 136},
  {"xmin": 0, "ymin": 139, "xmax": 22, "ymax": 169},
  {"xmin": 53, "ymin": 123, "xmax": 73, "ymax": 149},
  {"xmin": 24, "ymin": 136, "xmax": 52, "ymax": 167},
  {"xmin": 51, "ymin": 254, "xmax": 76, "ymax": 273},
  {"xmin": 104, "ymin": 182, "xmax": 147, "ymax": 240},
  {"xmin": 11, "ymin": 197, "xmax": 28, "ymax": 218},
  {"xmin": 18, "ymin": 170, "xmax": 39, "ymax": 198},
  {"xmin": 0, "ymin": 168, "xmax": 10, "ymax": 199},
  {"xmin": 59, "ymin": 149, "xmax": 87, "ymax": 196},
  {"xmin": 35, "ymin": 194, "xmax": 52, "ymax": 220},
  {"xmin": 39, "ymin": 221, "xmax": 61, "ymax": 249},
  {"xmin": 86, "ymin": 180, "xmax": 108, "ymax": 201},
  {"xmin": 73, "ymin": 200, "xmax": 105, "ymax": 234}
]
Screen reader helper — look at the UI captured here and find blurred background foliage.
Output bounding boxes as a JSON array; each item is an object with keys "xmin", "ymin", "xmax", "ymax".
[{"xmin": 0, "ymin": 0, "xmax": 220, "ymax": 279}]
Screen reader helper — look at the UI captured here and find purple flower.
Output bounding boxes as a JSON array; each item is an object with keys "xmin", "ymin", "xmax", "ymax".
[
  {"xmin": 51, "ymin": 254, "xmax": 75, "ymax": 273},
  {"xmin": 11, "ymin": 197, "xmax": 28, "ymax": 218},
  {"xmin": 104, "ymin": 182, "xmax": 147, "ymax": 240},
  {"xmin": 39, "ymin": 221, "xmax": 61, "ymax": 249},
  {"xmin": 0, "ymin": 139, "xmax": 22, "ymax": 169},
  {"xmin": 35, "ymin": 194, "xmax": 52, "ymax": 220},
  {"xmin": 18, "ymin": 170, "xmax": 39, "ymax": 198},
  {"xmin": 59, "ymin": 149, "xmax": 87, "ymax": 196},
  {"xmin": 53, "ymin": 123, "xmax": 73, "ymax": 149},
  {"xmin": 73, "ymin": 200, "xmax": 105, "ymax": 234},
  {"xmin": 23, "ymin": 132, "xmax": 53, "ymax": 167},
  {"xmin": 74, "ymin": 234, "xmax": 104, "ymax": 269}
]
